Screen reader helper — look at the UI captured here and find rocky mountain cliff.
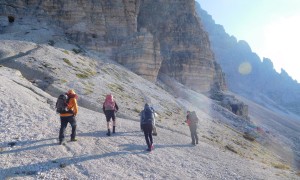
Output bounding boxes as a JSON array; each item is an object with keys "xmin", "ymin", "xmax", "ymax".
[
  {"xmin": 0, "ymin": 0, "xmax": 226, "ymax": 93},
  {"xmin": 196, "ymin": 3, "xmax": 300, "ymax": 116}
]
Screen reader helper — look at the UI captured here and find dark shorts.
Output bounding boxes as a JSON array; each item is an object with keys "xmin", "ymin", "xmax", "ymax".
[
  {"xmin": 142, "ymin": 124, "xmax": 153, "ymax": 133},
  {"xmin": 105, "ymin": 110, "xmax": 116, "ymax": 122}
]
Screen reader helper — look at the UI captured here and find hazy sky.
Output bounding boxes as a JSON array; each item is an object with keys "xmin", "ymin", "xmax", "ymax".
[{"xmin": 197, "ymin": 0, "xmax": 300, "ymax": 82}]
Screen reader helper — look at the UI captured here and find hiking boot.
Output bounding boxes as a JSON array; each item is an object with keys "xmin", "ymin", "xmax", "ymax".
[
  {"xmin": 146, "ymin": 148, "xmax": 151, "ymax": 152},
  {"xmin": 106, "ymin": 129, "xmax": 111, "ymax": 136},
  {"xmin": 70, "ymin": 138, "xmax": 77, "ymax": 142},
  {"xmin": 59, "ymin": 140, "xmax": 65, "ymax": 145}
]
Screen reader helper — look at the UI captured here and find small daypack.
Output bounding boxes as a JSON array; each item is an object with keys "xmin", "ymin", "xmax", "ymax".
[
  {"xmin": 55, "ymin": 94, "xmax": 68, "ymax": 113},
  {"xmin": 104, "ymin": 101, "xmax": 115, "ymax": 110},
  {"xmin": 189, "ymin": 111, "xmax": 199, "ymax": 124}
]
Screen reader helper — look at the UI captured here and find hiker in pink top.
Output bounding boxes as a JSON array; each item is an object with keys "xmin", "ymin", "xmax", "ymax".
[{"xmin": 102, "ymin": 94, "xmax": 119, "ymax": 136}]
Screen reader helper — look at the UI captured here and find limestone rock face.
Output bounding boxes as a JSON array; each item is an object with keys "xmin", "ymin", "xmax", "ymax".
[
  {"xmin": 0, "ymin": 0, "xmax": 140, "ymax": 53},
  {"xmin": 0, "ymin": 0, "xmax": 226, "ymax": 92},
  {"xmin": 138, "ymin": 0, "xmax": 225, "ymax": 92},
  {"xmin": 115, "ymin": 28, "xmax": 161, "ymax": 82},
  {"xmin": 221, "ymin": 95, "xmax": 249, "ymax": 119},
  {"xmin": 213, "ymin": 62, "xmax": 227, "ymax": 91}
]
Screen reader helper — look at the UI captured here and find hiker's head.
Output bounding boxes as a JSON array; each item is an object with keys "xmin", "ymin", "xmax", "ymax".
[
  {"xmin": 187, "ymin": 111, "xmax": 190, "ymax": 114},
  {"xmin": 67, "ymin": 89, "xmax": 76, "ymax": 95},
  {"xmin": 66, "ymin": 89, "xmax": 78, "ymax": 99},
  {"xmin": 105, "ymin": 94, "xmax": 113, "ymax": 101},
  {"xmin": 144, "ymin": 103, "xmax": 150, "ymax": 109}
]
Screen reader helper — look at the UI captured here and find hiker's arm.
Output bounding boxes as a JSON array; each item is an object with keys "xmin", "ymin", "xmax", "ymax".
[
  {"xmin": 140, "ymin": 111, "xmax": 144, "ymax": 130},
  {"xmin": 68, "ymin": 98, "xmax": 78, "ymax": 116},
  {"xmin": 115, "ymin": 102, "xmax": 119, "ymax": 112},
  {"xmin": 73, "ymin": 99, "xmax": 78, "ymax": 116}
]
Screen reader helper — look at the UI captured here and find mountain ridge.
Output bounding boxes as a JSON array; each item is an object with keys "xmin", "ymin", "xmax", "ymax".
[{"xmin": 195, "ymin": 2, "xmax": 300, "ymax": 116}]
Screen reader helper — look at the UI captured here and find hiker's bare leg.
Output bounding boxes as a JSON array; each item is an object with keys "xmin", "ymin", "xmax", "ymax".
[{"xmin": 107, "ymin": 121, "xmax": 111, "ymax": 130}]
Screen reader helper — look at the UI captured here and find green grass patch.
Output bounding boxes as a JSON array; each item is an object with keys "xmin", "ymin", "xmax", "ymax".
[
  {"xmin": 63, "ymin": 50, "xmax": 69, "ymax": 55},
  {"xmin": 83, "ymin": 87, "xmax": 93, "ymax": 95},
  {"xmin": 84, "ymin": 68, "xmax": 96, "ymax": 76},
  {"xmin": 107, "ymin": 83, "xmax": 125, "ymax": 93},
  {"xmin": 82, "ymin": 81, "xmax": 94, "ymax": 94},
  {"xmin": 85, "ymin": 81, "xmax": 95, "ymax": 87},
  {"xmin": 63, "ymin": 58, "xmax": 73, "ymax": 66},
  {"xmin": 76, "ymin": 73, "xmax": 89, "ymax": 79},
  {"xmin": 271, "ymin": 163, "xmax": 290, "ymax": 170},
  {"xmin": 74, "ymin": 67, "xmax": 96, "ymax": 79}
]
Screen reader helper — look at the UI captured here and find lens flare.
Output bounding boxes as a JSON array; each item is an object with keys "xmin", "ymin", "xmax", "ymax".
[{"xmin": 238, "ymin": 62, "xmax": 252, "ymax": 75}]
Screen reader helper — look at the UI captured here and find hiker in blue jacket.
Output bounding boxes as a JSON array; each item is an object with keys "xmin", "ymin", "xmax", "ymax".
[{"xmin": 140, "ymin": 103, "xmax": 155, "ymax": 151}]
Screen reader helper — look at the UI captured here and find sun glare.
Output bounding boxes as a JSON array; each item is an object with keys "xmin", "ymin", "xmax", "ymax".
[{"xmin": 238, "ymin": 62, "xmax": 252, "ymax": 75}]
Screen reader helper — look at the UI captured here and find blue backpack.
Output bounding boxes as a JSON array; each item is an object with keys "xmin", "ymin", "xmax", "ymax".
[{"xmin": 143, "ymin": 107, "xmax": 154, "ymax": 124}]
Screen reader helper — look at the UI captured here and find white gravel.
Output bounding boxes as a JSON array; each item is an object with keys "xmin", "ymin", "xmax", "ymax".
[{"xmin": 0, "ymin": 67, "xmax": 298, "ymax": 180}]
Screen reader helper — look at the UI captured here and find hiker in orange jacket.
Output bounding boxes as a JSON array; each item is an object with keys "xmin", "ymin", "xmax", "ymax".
[
  {"xmin": 103, "ymin": 94, "xmax": 119, "ymax": 136},
  {"xmin": 58, "ymin": 89, "xmax": 78, "ymax": 145}
]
